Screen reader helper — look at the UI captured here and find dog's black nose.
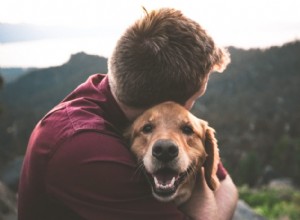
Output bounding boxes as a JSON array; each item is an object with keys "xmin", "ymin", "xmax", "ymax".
[{"xmin": 152, "ymin": 140, "xmax": 179, "ymax": 162}]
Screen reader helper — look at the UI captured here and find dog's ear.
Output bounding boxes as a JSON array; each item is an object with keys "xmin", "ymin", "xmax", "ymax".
[{"xmin": 203, "ymin": 127, "xmax": 220, "ymax": 191}]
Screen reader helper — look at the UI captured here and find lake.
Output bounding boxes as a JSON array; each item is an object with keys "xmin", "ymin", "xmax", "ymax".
[{"xmin": 0, "ymin": 37, "xmax": 117, "ymax": 68}]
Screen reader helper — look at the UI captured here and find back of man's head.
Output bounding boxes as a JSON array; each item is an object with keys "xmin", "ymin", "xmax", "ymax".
[{"xmin": 108, "ymin": 7, "xmax": 230, "ymax": 109}]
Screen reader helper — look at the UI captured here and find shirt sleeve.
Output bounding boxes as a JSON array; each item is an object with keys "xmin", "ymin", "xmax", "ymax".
[
  {"xmin": 217, "ymin": 162, "xmax": 228, "ymax": 181},
  {"xmin": 45, "ymin": 131, "xmax": 189, "ymax": 220}
]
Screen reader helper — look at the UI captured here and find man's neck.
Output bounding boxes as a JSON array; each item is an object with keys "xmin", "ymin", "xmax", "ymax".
[
  {"xmin": 108, "ymin": 74, "xmax": 145, "ymax": 121},
  {"xmin": 111, "ymin": 91, "xmax": 145, "ymax": 122},
  {"xmin": 118, "ymin": 100, "xmax": 145, "ymax": 122}
]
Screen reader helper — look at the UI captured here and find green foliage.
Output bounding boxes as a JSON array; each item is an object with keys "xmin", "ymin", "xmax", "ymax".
[
  {"xmin": 194, "ymin": 41, "xmax": 300, "ymax": 186},
  {"xmin": 239, "ymin": 186, "xmax": 300, "ymax": 220},
  {"xmin": 235, "ymin": 152, "xmax": 262, "ymax": 186},
  {"xmin": 0, "ymin": 74, "xmax": 3, "ymax": 114},
  {"xmin": 0, "ymin": 75, "xmax": 3, "ymax": 88},
  {"xmin": 272, "ymin": 135, "xmax": 300, "ymax": 185}
]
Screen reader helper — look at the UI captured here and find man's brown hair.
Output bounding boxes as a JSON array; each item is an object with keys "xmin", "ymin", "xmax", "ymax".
[{"xmin": 108, "ymin": 8, "xmax": 230, "ymax": 108}]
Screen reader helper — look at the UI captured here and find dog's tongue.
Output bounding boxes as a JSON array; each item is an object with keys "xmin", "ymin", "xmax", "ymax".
[{"xmin": 153, "ymin": 169, "xmax": 178, "ymax": 187}]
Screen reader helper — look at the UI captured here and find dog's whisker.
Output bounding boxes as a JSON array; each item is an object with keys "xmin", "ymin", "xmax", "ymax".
[
  {"xmin": 131, "ymin": 160, "xmax": 145, "ymax": 180},
  {"xmin": 187, "ymin": 164, "xmax": 197, "ymax": 181},
  {"xmin": 135, "ymin": 161, "xmax": 144, "ymax": 174},
  {"xmin": 192, "ymin": 167, "xmax": 197, "ymax": 180}
]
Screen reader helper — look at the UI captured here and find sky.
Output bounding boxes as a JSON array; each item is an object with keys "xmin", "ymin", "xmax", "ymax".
[{"xmin": 0, "ymin": 0, "xmax": 300, "ymax": 67}]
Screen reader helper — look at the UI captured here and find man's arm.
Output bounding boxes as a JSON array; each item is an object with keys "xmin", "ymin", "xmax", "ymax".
[
  {"xmin": 214, "ymin": 175, "xmax": 238, "ymax": 220},
  {"xmin": 180, "ymin": 168, "xmax": 238, "ymax": 220},
  {"xmin": 46, "ymin": 132, "xmax": 189, "ymax": 220}
]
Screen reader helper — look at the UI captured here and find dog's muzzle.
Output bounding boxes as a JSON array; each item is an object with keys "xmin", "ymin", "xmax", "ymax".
[{"xmin": 143, "ymin": 139, "xmax": 189, "ymax": 201}]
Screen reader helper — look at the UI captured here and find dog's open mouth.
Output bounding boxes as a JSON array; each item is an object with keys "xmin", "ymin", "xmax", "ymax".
[{"xmin": 145, "ymin": 168, "xmax": 189, "ymax": 199}]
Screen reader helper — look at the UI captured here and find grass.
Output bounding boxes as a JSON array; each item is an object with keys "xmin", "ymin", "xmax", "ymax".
[{"xmin": 239, "ymin": 186, "xmax": 300, "ymax": 220}]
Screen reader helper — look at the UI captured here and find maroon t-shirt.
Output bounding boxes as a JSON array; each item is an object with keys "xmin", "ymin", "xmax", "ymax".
[{"xmin": 18, "ymin": 74, "xmax": 226, "ymax": 220}]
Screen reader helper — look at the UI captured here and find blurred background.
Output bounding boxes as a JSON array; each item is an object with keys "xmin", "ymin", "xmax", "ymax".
[{"xmin": 0, "ymin": 0, "xmax": 300, "ymax": 219}]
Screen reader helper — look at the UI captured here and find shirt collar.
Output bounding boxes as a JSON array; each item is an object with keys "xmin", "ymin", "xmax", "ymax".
[{"xmin": 98, "ymin": 74, "xmax": 130, "ymax": 132}]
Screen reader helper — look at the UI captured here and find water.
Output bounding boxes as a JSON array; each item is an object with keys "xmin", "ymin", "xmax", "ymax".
[{"xmin": 0, "ymin": 37, "xmax": 117, "ymax": 68}]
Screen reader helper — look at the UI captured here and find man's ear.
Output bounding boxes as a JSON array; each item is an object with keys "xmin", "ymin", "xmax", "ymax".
[
  {"xmin": 203, "ymin": 127, "xmax": 220, "ymax": 190},
  {"xmin": 212, "ymin": 47, "xmax": 230, "ymax": 73}
]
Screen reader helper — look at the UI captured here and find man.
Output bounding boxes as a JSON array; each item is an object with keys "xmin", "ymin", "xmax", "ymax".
[{"xmin": 18, "ymin": 8, "xmax": 238, "ymax": 220}]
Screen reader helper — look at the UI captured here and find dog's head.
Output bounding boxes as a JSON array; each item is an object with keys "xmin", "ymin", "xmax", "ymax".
[{"xmin": 125, "ymin": 101, "xmax": 220, "ymax": 203}]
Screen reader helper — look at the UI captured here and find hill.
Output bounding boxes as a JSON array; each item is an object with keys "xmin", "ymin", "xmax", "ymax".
[
  {"xmin": 0, "ymin": 52, "xmax": 108, "ymax": 167},
  {"xmin": 192, "ymin": 41, "xmax": 300, "ymax": 185},
  {"xmin": 0, "ymin": 68, "xmax": 35, "ymax": 83},
  {"xmin": 0, "ymin": 41, "xmax": 300, "ymax": 186}
]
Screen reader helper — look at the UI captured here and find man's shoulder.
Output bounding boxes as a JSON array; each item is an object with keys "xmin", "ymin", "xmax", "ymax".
[
  {"xmin": 32, "ymin": 98, "xmax": 125, "ymax": 153},
  {"xmin": 39, "ymin": 97, "xmax": 117, "ymax": 137},
  {"xmin": 26, "ymin": 100, "xmax": 133, "ymax": 171},
  {"xmin": 52, "ymin": 130, "xmax": 134, "ymax": 166}
]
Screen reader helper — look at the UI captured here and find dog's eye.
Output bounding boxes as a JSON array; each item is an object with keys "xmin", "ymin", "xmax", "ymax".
[
  {"xmin": 142, "ymin": 123, "xmax": 153, "ymax": 133},
  {"xmin": 181, "ymin": 125, "xmax": 194, "ymax": 135}
]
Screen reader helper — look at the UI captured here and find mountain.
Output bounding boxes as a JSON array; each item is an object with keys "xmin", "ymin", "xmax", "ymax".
[
  {"xmin": 192, "ymin": 41, "xmax": 300, "ymax": 185},
  {"xmin": 0, "ymin": 68, "xmax": 36, "ymax": 83},
  {"xmin": 0, "ymin": 41, "xmax": 300, "ymax": 186},
  {"xmin": 0, "ymin": 52, "xmax": 108, "ymax": 167}
]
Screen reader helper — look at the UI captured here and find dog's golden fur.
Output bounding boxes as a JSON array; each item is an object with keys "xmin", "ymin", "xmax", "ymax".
[{"xmin": 126, "ymin": 102, "xmax": 220, "ymax": 205}]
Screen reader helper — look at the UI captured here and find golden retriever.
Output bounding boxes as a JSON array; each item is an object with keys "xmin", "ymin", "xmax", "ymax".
[{"xmin": 125, "ymin": 101, "xmax": 220, "ymax": 205}]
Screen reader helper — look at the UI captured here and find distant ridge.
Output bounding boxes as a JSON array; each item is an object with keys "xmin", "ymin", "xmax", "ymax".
[
  {"xmin": 1, "ymin": 52, "xmax": 107, "ymax": 109},
  {"xmin": 0, "ymin": 52, "xmax": 108, "ymax": 169},
  {"xmin": 193, "ymin": 40, "xmax": 300, "ymax": 185}
]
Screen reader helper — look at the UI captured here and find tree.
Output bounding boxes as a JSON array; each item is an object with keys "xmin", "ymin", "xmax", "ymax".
[
  {"xmin": 0, "ymin": 75, "xmax": 3, "ymax": 114},
  {"xmin": 0, "ymin": 75, "xmax": 3, "ymax": 88}
]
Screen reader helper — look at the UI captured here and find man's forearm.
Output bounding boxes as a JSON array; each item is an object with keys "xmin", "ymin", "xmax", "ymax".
[
  {"xmin": 180, "ymin": 170, "xmax": 238, "ymax": 220},
  {"xmin": 214, "ymin": 175, "xmax": 238, "ymax": 220}
]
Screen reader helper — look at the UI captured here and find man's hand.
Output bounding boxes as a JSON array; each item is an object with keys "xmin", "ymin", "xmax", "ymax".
[{"xmin": 179, "ymin": 168, "xmax": 238, "ymax": 220}]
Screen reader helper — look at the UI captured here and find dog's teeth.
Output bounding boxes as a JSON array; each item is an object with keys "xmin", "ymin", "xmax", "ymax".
[
  {"xmin": 154, "ymin": 176, "xmax": 159, "ymax": 187},
  {"xmin": 154, "ymin": 176, "xmax": 176, "ymax": 189},
  {"xmin": 170, "ymin": 177, "xmax": 175, "ymax": 186}
]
